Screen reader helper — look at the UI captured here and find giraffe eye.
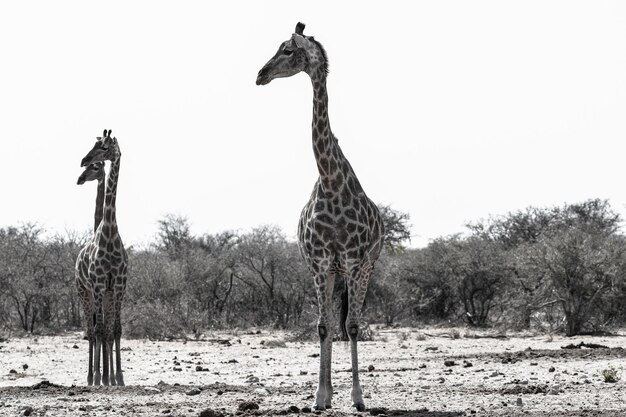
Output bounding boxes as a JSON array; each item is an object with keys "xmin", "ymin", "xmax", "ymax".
[{"xmin": 283, "ymin": 48, "xmax": 294, "ymax": 56}]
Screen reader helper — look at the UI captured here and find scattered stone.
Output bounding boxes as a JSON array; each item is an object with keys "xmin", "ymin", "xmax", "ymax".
[
  {"xmin": 368, "ymin": 364, "xmax": 375, "ymax": 372},
  {"xmin": 199, "ymin": 408, "xmax": 224, "ymax": 417},
  {"xmin": 21, "ymin": 406, "xmax": 33, "ymax": 416},
  {"xmin": 246, "ymin": 376, "xmax": 260, "ymax": 383},
  {"xmin": 186, "ymin": 388, "xmax": 201, "ymax": 396},
  {"xmin": 22, "ymin": 364, "xmax": 28, "ymax": 370},
  {"xmin": 238, "ymin": 401, "xmax": 259, "ymax": 412},
  {"xmin": 516, "ymin": 397, "xmax": 523, "ymax": 406},
  {"xmin": 299, "ymin": 370, "xmax": 308, "ymax": 375},
  {"xmin": 78, "ymin": 406, "xmax": 87, "ymax": 411},
  {"xmin": 418, "ymin": 363, "xmax": 427, "ymax": 369},
  {"xmin": 444, "ymin": 360, "xmax": 456, "ymax": 367},
  {"xmin": 437, "ymin": 377, "xmax": 445, "ymax": 383},
  {"xmin": 287, "ymin": 405, "xmax": 300, "ymax": 413},
  {"xmin": 301, "ymin": 407, "xmax": 312, "ymax": 413},
  {"xmin": 309, "ymin": 353, "xmax": 319, "ymax": 358},
  {"xmin": 145, "ymin": 387, "xmax": 161, "ymax": 393},
  {"xmin": 549, "ymin": 384, "xmax": 561, "ymax": 395},
  {"xmin": 530, "ymin": 362, "xmax": 538, "ymax": 366},
  {"xmin": 425, "ymin": 346, "xmax": 438, "ymax": 351},
  {"xmin": 254, "ymin": 387, "xmax": 270, "ymax": 396},
  {"xmin": 548, "ymin": 366, "xmax": 555, "ymax": 372},
  {"xmin": 72, "ymin": 344, "xmax": 79, "ymax": 349},
  {"xmin": 228, "ymin": 359, "xmax": 238, "ymax": 363},
  {"xmin": 9, "ymin": 369, "xmax": 17, "ymax": 374},
  {"xmin": 173, "ymin": 367, "xmax": 182, "ymax": 371},
  {"xmin": 195, "ymin": 365, "xmax": 208, "ymax": 372},
  {"xmin": 369, "ymin": 407, "xmax": 387, "ymax": 416},
  {"xmin": 463, "ymin": 361, "xmax": 473, "ymax": 368}
]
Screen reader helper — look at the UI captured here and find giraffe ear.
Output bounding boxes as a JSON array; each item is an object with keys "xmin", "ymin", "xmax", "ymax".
[
  {"xmin": 292, "ymin": 33, "xmax": 306, "ymax": 49},
  {"xmin": 103, "ymin": 129, "xmax": 107, "ymax": 138},
  {"xmin": 107, "ymin": 129, "xmax": 112, "ymax": 138}
]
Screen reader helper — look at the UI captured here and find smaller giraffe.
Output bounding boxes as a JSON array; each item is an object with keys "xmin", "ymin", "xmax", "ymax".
[
  {"xmin": 75, "ymin": 161, "xmax": 105, "ymax": 386},
  {"xmin": 79, "ymin": 129, "xmax": 128, "ymax": 386}
]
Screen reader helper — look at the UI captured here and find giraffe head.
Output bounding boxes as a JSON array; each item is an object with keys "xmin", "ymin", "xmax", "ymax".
[
  {"xmin": 80, "ymin": 129, "xmax": 120, "ymax": 167},
  {"xmin": 76, "ymin": 162, "xmax": 105, "ymax": 185},
  {"xmin": 256, "ymin": 22, "xmax": 328, "ymax": 86}
]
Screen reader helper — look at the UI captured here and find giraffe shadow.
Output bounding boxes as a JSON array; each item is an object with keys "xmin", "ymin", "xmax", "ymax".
[{"xmin": 370, "ymin": 409, "xmax": 464, "ymax": 417}]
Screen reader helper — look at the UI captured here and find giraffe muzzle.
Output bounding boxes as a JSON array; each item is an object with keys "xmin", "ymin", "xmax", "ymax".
[{"xmin": 256, "ymin": 67, "xmax": 272, "ymax": 86}]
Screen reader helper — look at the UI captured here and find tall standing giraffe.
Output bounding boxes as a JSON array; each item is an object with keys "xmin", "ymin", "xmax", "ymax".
[
  {"xmin": 75, "ymin": 160, "xmax": 105, "ymax": 385},
  {"xmin": 79, "ymin": 129, "xmax": 128, "ymax": 386},
  {"xmin": 257, "ymin": 23, "xmax": 385, "ymax": 412}
]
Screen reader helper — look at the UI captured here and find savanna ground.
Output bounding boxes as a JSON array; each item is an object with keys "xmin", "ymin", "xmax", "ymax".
[{"xmin": 1, "ymin": 327, "xmax": 625, "ymax": 417}]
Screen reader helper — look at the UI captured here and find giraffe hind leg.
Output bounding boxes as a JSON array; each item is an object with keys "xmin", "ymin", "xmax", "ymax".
[{"xmin": 346, "ymin": 265, "xmax": 372, "ymax": 412}]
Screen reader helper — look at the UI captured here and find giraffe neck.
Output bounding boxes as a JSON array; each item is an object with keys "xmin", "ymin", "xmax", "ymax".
[
  {"xmin": 94, "ymin": 178, "xmax": 105, "ymax": 233},
  {"xmin": 311, "ymin": 69, "xmax": 344, "ymax": 194},
  {"xmin": 103, "ymin": 154, "xmax": 121, "ymax": 229},
  {"xmin": 310, "ymin": 68, "xmax": 363, "ymax": 197}
]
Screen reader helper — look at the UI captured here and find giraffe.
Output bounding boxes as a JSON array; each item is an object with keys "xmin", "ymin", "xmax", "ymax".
[
  {"xmin": 79, "ymin": 129, "xmax": 128, "ymax": 386},
  {"xmin": 257, "ymin": 23, "xmax": 385, "ymax": 412},
  {"xmin": 75, "ymin": 161, "xmax": 105, "ymax": 385}
]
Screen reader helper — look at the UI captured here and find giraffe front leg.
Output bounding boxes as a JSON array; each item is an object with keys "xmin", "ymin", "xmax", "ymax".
[
  {"xmin": 323, "ymin": 315, "xmax": 334, "ymax": 409},
  {"xmin": 104, "ymin": 289, "xmax": 115, "ymax": 386},
  {"xmin": 93, "ymin": 293, "xmax": 104, "ymax": 386},
  {"xmin": 87, "ymin": 319, "xmax": 94, "ymax": 386},
  {"xmin": 313, "ymin": 271, "xmax": 335, "ymax": 411},
  {"xmin": 346, "ymin": 266, "xmax": 372, "ymax": 412}
]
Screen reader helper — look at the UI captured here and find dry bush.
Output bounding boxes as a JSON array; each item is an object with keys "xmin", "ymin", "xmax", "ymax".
[{"xmin": 123, "ymin": 301, "xmax": 186, "ymax": 340}]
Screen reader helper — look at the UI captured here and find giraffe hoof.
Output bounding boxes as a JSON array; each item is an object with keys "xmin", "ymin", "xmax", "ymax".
[
  {"xmin": 353, "ymin": 403, "xmax": 366, "ymax": 412},
  {"xmin": 313, "ymin": 405, "xmax": 326, "ymax": 411}
]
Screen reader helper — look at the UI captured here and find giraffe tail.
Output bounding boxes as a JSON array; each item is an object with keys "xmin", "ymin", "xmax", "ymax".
[{"xmin": 339, "ymin": 279, "xmax": 349, "ymax": 342}]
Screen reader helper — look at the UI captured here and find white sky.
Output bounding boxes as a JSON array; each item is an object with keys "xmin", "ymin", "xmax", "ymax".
[{"xmin": 1, "ymin": 1, "xmax": 625, "ymax": 247}]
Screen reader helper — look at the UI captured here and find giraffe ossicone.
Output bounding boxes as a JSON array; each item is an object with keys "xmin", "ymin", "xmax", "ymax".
[{"xmin": 257, "ymin": 22, "xmax": 385, "ymax": 412}]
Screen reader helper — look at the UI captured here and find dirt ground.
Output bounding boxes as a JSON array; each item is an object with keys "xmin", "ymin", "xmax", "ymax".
[{"xmin": 1, "ymin": 328, "xmax": 625, "ymax": 417}]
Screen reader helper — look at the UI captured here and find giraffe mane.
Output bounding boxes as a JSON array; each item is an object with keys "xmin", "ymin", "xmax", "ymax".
[{"xmin": 309, "ymin": 37, "xmax": 329, "ymax": 76}]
